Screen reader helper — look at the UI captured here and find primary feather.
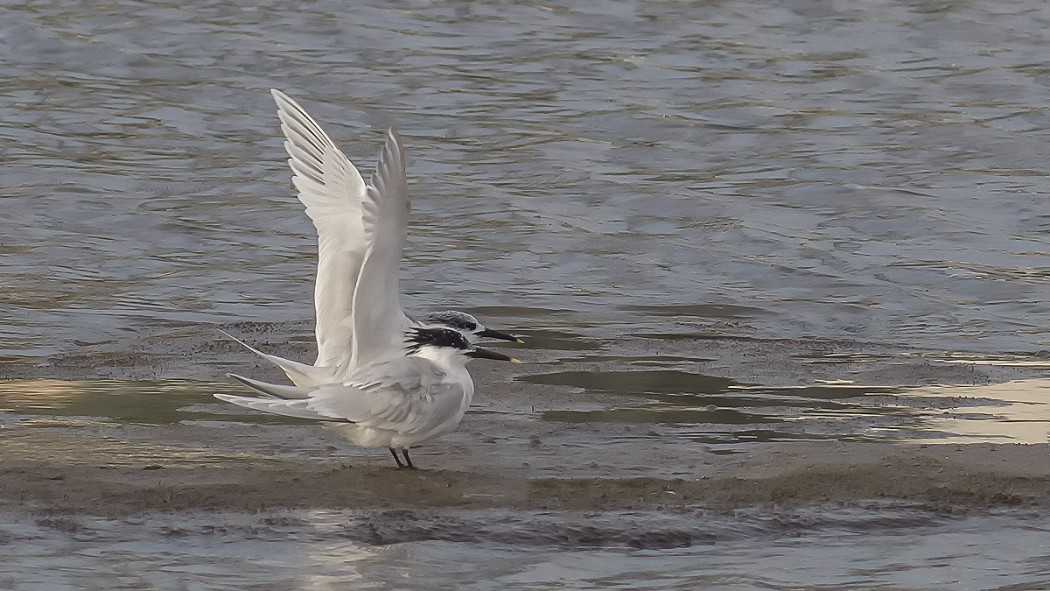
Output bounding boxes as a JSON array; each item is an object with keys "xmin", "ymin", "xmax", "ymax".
[
  {"xmin": 219, "ymin": 330, "xmax": 335, "ymax": 388},
  {"xmin": 349, "ymin": 129, "xmax": 413, "ymax": 371},
  {"xmin": 272, "ymin": 89, "xmax": 368, "ymax": 373},
  {"xmin": 219, "ymin": 91, "xmax": 521, "ymax": 427}
]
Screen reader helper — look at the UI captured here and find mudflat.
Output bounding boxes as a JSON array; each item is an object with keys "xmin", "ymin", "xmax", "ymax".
[{"xmin": 2, "ymin": 324, "xmax": 1049, "ymax": 518}]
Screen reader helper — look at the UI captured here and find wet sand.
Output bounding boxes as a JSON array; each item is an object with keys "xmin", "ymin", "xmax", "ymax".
[
  {"xmin": 3, "ymin": 323, "xmax": 1050, "ymax": 519},
  {"xmin": 4, "ymin": 426, "xmax": 1050, "ymax": 518}
]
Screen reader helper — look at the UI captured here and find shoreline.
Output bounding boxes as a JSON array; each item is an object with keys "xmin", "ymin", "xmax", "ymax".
[
  {"xmin": 3, "ymin": 418, "xmax": 1049, "ymax": 518},
  {"xmin": 2, "ymin": 323, "xmax": 1049, "ymax": 518}
]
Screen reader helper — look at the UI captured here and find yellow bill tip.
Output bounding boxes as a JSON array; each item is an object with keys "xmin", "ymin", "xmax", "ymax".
[{"xmin": 509, "ymin": 357, "xmax": 521, "ymax": 364}]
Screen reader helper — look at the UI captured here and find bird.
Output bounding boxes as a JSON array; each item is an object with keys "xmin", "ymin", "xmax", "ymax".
[
  {"xmin": 216, "ymin": 326, "xmax": 519, "ymax": 469},
  {"xmin": 214, "ymin": 91, "xmax": 522, "ymax": 468},
  {"xmin": 223, "ymin": 90, "xmax": 519, "ymax": 387}
]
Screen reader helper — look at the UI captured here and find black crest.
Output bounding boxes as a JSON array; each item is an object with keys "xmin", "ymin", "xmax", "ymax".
[
  {"xmin": 406, "ymin": 327, "xmax": 472, "ymax": 353},
  {"xmin": 422, "ymin": 310, "xmax": 479, "ymax": 333}
]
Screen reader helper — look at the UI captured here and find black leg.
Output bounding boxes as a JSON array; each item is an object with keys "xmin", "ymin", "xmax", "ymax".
[
  {"xmin": 401, "ymin": 448, "xmax": 416, "ymax": 469},
  {"xmin": 389, "ymin": 447, "xmax": 405, "ymax": 468}
]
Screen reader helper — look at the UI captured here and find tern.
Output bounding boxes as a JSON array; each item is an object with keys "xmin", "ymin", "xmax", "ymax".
[
  {"xmin": 215, "ymin": 92, "xmax": 523, "ymax": 468},
  {"xmin": 216, "ymin": 326, "xmax": 519, "ymax": 469},
  {"xmin": 226, "ymin": 90, "xmax": 519, "ymax": 387}
]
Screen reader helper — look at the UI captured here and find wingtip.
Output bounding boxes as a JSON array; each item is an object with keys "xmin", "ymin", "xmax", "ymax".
[
  {"xmin": 384, "ymin": 128, "xmax": 403, "ymax": 153},
  {"xmin": 368, "ymin": 126, "xmax": 407, "ymax": 196},
  {"xmin": 216, "ymin": 328, "xmax": 239, "ymax": 341},
  {"xmin": 227, "ymin": 373, "xmax": 254, "ymax": 389},
  {"xmin": 216, "ymin": 328, "xmax": 251, "ymax": 349},
  {"xmin": 382, "ymin": 127, "xmax": 403, "ymax": 151},
  {"xmin": 270, "ymin": 89, "xmax": 303, "ymax": 114}
]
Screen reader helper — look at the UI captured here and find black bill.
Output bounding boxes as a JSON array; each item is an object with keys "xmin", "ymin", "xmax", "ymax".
[
  {"xmin": 478, "ymin": 328, "xmax": 524, "ymax": 344},
  {"xmin": 467, "ymin": 346, "xmax": 520, "ymax": 363}
]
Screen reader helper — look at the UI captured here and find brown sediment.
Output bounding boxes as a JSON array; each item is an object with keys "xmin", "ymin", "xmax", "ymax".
[
  {"xmin": 1, "ymin": 324, "xmax": 1049, "ymax": 518},
  {"xmin": 2, "ymin": 425, "xmax": 1048, "ymax": 518}
]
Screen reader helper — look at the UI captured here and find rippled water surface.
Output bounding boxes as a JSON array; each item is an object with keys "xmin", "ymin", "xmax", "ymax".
[
  {"xmin": 2, "ymin": 377, "xmax": 1050, "ymax": 589},
  {"xmin": 4, "ymin": 508, "xmax": 1050, "ymax": 590},
  {"xmin": 2, "ymin": 0, "xmax": 1049, "ymax": 360},
  {"xmin": 3, "ymin": 0, "xmax": 1050, "ymax": 588}
]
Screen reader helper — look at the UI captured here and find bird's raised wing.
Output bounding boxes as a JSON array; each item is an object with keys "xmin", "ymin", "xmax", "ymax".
[
  {"xmin": 272, "ymin": 89, "xmax": 367, "ymax": 371},
  {"xmin": 348, "ymin": 129, "xmax": 412, "ymax": 371}
]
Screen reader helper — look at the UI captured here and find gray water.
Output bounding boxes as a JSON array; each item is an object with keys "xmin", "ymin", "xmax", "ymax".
[
  {"xmin": 2, "ymin": 0, "xmax": 1049, "ymax": 361},
  {"xmin": 4, "ymin": 507, "xmax": 1050, "ymax": 591},
  {"xmin": 3, "ymin": 0, "xmax": 1050, "ymax": 588},
  {"xmin": 2, "ymin": 377, "xmax": 1050, "ymax": 589}
]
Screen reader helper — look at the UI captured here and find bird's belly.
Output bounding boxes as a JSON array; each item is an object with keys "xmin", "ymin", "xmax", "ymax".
[{"xmin": 324, "ymin": 423, "xmax": 397, "ymax": 448}]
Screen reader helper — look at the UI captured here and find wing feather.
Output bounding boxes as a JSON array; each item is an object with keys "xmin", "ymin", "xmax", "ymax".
[
  {"xmin": 271, "ymin": 89, "xmax": 368, "ymax": 370},
  {"xmin": 218, "ymin": 330, "xmax": 335, "ymax": 388},
  {"xmin": 349, "ymin": 129, "xmax": 412, "ymax": 371},
  {"xmin": 305, "ymin": 379, "xmax": 466, "ymax": 434},
  {"xmin": 213, "ymin": 393, "xmax": 346, "ymax": 422},
  {"xmin": 227, "ymin": 373, "xmax": 316, "ymax": 400},
  {"xmin": 215, "ymin": 357, "xmax": 473, "ymax": 442},
  {"xmin": 304, "ymin": 356, "xmax": 469, "ymax": 434}
]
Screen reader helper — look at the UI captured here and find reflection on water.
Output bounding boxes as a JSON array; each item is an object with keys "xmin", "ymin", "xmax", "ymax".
[
  {"xmin": 0, "ymin": 379, "xmax": 303, "ymax": 425},
  {"xmin": 904, "ymin": 380, "xmax": 1050, "ymax": 444},
  {"xmin": 520, "ymin": 368, "xmax": 1050, "ymax": 444},
  {"xmin": 2, "ymin": 507, "xmax": 1049, "ymax": 591},
  {"xmin": 1, "ymin": 376, "xmax": 1046, "ymax": 445}
]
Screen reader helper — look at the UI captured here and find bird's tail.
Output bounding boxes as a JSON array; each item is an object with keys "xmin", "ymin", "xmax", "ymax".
[
  {"xmin": 217, "ymin": 329, "xmax": 336, "ymax": 388},
  {"xmin": 213, "ymin": 392, "xmax": 334, "ymax": 422},
  {"xmin": 228, "ymin": 373, "xmax": 313, "ymax": 400}
]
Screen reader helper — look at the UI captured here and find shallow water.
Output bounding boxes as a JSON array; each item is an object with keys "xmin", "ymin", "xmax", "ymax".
[
  {"xmin": 2, "ymin": 0, "xmax": 1049, "ymax": 361},
  {"xmin": 2, "ymin": 377, "xmax": 1050, "ymax": 445},
  {"xmin": 3, "ymin": 0, "xmax": 1050, "ymax": 588},
  {"xmin": 1, "ymin": 378, "xmax": 1049, "ymax": 588},
  {"xmin": 3, "ymin": 507, "xmax": 1050, "ymax": 590}
]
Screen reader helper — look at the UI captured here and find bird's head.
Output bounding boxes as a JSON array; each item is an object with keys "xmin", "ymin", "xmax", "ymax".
[
  {"xmin": 421, "ymin": 311, "xmax": 523, "ymax": 344},
  {"xmin": 406, "ymin": 327, "xmax": 519, "ymax": 364}
]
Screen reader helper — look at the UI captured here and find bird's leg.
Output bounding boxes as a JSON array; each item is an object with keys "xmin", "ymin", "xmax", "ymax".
[
  {"xmin": 389, "ymin": 447, "xmax": 405, "ymax": 468},
  {"xmin": 400, "ymin": 448, "xmax": 416, "ymax": 470}
]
